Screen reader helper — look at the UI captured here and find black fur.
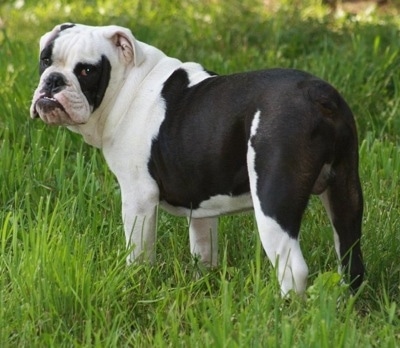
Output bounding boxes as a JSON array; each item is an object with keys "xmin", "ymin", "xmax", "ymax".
[
  {"xmin": 73, "ymin": 55, "xmax": 111, "ymax": 111},
  {"xmin": 148, "ymin": 67, "xmax": 364, "ymax": 289}
]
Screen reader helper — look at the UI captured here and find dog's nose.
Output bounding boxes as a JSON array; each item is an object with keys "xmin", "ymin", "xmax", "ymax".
[{"xmin": 43, "ymin": 72, "xmax": 67, "ymax": 95}]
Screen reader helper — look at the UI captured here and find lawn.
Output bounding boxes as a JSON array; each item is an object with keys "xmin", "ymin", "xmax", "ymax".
[{"xmin": 1, "ymin": 0, "xmax": 399, "ymax": 346}]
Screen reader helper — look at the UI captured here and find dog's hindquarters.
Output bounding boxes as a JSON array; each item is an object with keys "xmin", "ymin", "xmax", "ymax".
[
  {"xmin": 309, "ymin": 80, "xmax": 364, "ymax": 290},
  {"xmin": 247, "ymin": 78, "xmax": 364, "ymax": 294}
]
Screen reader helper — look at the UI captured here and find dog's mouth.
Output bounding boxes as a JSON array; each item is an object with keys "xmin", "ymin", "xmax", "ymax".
[
  {"xmin": 32, "ymin": 95, "xmax": 76, "ymax": 125},
  {"xmin": 33, "ymin": 95, "xmax": 66, "ymax": 116}
]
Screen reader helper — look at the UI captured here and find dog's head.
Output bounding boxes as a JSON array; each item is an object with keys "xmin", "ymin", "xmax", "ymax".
[{"xmin": 30, "ymin": 23, "xmax": 144, "ymax": 125}]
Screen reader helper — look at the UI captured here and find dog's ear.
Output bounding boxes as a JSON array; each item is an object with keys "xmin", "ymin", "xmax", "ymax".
[{"xmin": 105, "ymin": 26, "xmax": 144, "ymax": 67}]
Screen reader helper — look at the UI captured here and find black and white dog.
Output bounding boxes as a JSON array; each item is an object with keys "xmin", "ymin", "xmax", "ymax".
[{"xmin": 30, "ymin": 23, "xmax": 364, "ymax": 295}]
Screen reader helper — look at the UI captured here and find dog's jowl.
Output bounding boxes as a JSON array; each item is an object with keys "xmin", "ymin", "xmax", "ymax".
[{"xmin": 30, "ymin": 23, "xmax": 364, "ymax": 295}]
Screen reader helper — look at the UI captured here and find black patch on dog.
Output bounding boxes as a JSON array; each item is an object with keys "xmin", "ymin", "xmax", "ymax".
[
  {"xmin": 39, "ymin": 24, "xmax": 76, "ymax": 76},
  {"xmin": 73, "ymin": 55, "xmax": 111, "ymax": 111},
  {"xmin": 149, "ymin": 68, "xmax": 360, "ymax": 236},
  {"xmin": 148, "ymin": 68, "xmax": 257, "ymax": 209},
  {"xmin": 39, "ymin": 44, "xmax": 54, "ymax": 75},
  {"xmin": 60, "ymin": 23, "xmax": 75, "ymax": 31}
]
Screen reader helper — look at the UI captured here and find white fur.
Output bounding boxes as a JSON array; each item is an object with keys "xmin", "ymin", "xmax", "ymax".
[
  {"xmin": 182, "ymin": 62, "xmax": 217, "ymax": 87},
  {"xmin": 160, "ymin": 193, "xmax": 253, "ymax": 218},
  {"xmin": 188, "ymin": 217, "xmax": 218, "ymax": 267}
]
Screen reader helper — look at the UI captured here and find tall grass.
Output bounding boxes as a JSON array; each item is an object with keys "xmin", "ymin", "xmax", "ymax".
[{"xmin": 1, "ymin": 0, "xmax": 400, "ymax": 346}]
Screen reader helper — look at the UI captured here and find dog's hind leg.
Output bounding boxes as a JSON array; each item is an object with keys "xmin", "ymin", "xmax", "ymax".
[
  {"xmin": 247, "ymin": 177, "xmax": 309, "ymax": 295},
  {"xmin": 253, "ymin": 212, "xmax": 308, "ymax": 296},
  {"xmin": 188, "ymin": 217, "xmax": 218, "ymax": 267},
  {"xmin": 247, "ymin": 111, "xmax": 310, "ymax": 295},
  {"xmin": 307, "ymin": 79, "xmax": 364, "ymax": 291},
  {"xmin": 319, "ymin": 154, "xmax": 364, "ymax": 291}
]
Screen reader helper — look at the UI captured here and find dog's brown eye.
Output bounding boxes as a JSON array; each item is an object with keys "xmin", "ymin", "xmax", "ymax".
[
  {"xmin": 80, "ymin": 67, "xmax": 92, "ymax": 77},
  {"xmin": 74, "ymin": 62, "xmax": 98, "ymax": 80},
  {"xmin": 79, "ymin": 65, "xmax": 97, "ymax": 77}
]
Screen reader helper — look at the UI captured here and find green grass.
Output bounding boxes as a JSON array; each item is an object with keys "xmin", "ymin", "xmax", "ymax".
[{"xmin": 1, "ymin": 0, "xmax": 400, "ymax": 346}]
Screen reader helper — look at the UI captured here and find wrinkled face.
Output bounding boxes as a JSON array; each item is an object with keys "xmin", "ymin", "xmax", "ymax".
[{"xmin": 30, "ymin": 23, "xmax": 139, "ymax": 125}]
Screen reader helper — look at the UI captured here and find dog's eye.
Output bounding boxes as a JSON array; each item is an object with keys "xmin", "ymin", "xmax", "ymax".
[
  {"xmin": 42, "ymin": 58, "xmax": 51, "ymax": 66},
  {"xmin": 39, "ymin": 57, "xmax": 52, "ymax": 75},
  {"xmin": 80, "ymin": 65, "xmax": 96, "ymax": 77},
  {"xmin": 40, "ymin": 58, "xmax": 51, "ymax": 70}
]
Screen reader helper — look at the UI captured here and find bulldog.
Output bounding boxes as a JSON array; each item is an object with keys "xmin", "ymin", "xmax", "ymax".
[{"xmin": 30, "ymin": 23, "xmax": 364, "ymax": 295}]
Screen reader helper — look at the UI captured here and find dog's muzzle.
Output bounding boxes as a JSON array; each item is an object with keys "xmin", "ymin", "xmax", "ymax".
[{"xmin": 31, "ymin": 72, "xmax": 73, "ymax": 124}]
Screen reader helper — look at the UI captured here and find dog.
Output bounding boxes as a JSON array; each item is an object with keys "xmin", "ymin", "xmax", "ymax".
[{"xmin": 30, "ymin": 23, "xmax": 364, "ymax": 295}]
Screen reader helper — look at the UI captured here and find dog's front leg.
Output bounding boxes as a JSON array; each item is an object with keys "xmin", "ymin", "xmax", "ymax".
[
  {"xmin": 119, "ymin": 180, "xmax": 158, "ymax": 264},
  {"xmin": 123, "ymin": 206, "xmax": 157, "ymax": 264},
  {"xmin": 115, "ymin": 170, "xmax": 159, "ymax": 264}
]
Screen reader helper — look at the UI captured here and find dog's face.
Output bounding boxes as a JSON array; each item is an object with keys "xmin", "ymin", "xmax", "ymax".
[{"xmin": 30, "ymin": 23, "xmax": 143, "ymax": 125}]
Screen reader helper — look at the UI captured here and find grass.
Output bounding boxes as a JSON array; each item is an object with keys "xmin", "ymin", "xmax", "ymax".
[{"xmin": 1, "ymin": 0, "xmax": 400, "ymax": 346}]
